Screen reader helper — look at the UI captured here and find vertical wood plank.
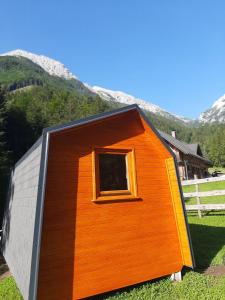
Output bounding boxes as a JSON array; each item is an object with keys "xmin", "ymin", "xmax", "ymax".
[
  {"xmin": 165, "ymin": 158, "xmax": 193, "ymax": 268},
  {"xmin": 194, "ymin": 175, "xmax": 202, "ymax": 218}
]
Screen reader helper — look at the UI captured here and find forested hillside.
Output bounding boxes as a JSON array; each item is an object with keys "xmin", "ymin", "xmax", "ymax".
[
  {"xmin": 1, "ymin": 54, "xmax": 225, "ymax": 224},
  {"xmin": 0, "ymin": 55, "xmax": 94, "ymax": 94}
]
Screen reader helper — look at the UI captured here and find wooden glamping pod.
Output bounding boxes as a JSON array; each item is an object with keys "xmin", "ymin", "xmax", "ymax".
[{"xmin": 2, "ymin": 104, "xmax": 194, "ymax": 300}]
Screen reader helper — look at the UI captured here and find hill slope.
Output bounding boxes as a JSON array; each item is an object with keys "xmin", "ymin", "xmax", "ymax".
[
  {"xmin": 1, "ymin": 49, "xmax": 76, "ymax": 79},
  {"xmin": 0, "ymin": 55, "xmax": 93, "ymax": 94}
]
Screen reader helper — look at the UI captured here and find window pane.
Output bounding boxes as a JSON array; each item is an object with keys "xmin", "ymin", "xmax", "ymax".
[{"xmin": 99, "ymin": 154, "xmax": 128, "ymax": 191}]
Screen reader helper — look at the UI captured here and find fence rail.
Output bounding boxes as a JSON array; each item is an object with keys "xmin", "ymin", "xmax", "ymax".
[
  {"xmin": 182, "ymin": 175, "xmax": 225, "ymax": 186},
  {"xmin": 181, "ymin": 175, "xmax": 225, "ymax": 217},
  {"xmin": 186, "ymin": 204, "xmax": 225, "ymax": 211},
  {"xmin": 183, "ymin": 190, "xmax": 225, "ymax": 198}
]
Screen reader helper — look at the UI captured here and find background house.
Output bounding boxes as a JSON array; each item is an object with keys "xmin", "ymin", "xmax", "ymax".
[{"xmin": 159, "ymin": 130, "xmax": 212, "ymax": 180}]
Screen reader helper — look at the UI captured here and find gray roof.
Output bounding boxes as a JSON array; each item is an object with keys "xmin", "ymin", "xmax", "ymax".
[
  {"xmin": 188, "ymin": 143, "xmax": 199, "ymax": 155},
  {"xmin": 158, "ymin": 130, "xmax": 212, "ymax": 165}
]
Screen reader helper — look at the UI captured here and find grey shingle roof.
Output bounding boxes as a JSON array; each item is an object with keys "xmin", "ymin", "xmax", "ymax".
[
  {"xmin": 158, "ymin": 130, "xmax": 212, "ymax": 165},
  {"xmin": 188, "ymin": 143, "xmax": 199, "ymax": 155}
]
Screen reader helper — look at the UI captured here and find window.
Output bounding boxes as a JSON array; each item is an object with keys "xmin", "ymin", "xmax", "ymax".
[
  {"xmin": 92, "ymin": 148, "xmax": 137, "ymax": 201},
  {"xmin": 99, "ymin": 154, "xmax": 128, "ymax": 191}
]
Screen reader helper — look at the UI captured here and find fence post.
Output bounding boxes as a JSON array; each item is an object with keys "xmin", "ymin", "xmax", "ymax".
[{"xmin": 194, "ymin": 175, "xmax": 202, "ymax": 218}]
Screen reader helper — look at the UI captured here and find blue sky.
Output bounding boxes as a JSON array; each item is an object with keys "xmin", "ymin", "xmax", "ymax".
[{"xmin": 1, "ymin": 0, "xmax": 225, "ymax": 118}]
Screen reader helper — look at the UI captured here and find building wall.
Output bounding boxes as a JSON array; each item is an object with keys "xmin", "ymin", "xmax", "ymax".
[
  {"xmin": 2, "ymin": 141, "xmax": 42, "ymax": 300},
  {"xmin": 37, "ymin": 110, "xmax": 191, "ymax": 300},
  {"xmin": 183, "ymin": 155, "xmax": 209, "ymax": 179}
]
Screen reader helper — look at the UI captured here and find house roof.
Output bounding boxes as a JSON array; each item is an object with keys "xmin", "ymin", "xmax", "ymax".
[
  {"xmin": 43, "ymin": 104, "xmax": 140, "ymax": 134},
  {"xmin": 188, "ymin": 143, "xmax": 199, "ymax": 155},
  {"xmin": 158, "ymin": 130, "xmax": 212, "ymax": 165}
]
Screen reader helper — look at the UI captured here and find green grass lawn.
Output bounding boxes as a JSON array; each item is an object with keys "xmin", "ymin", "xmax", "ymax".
[
  {"xmin": 1, "ymin": 181, "xmax": 225, "ymax": 300},
  {"xmin": 104, "ymin": 272, "xmax": 225, "ymax": 300},
  {"xmin": 188, "ymin": 212, "xmax": 225, "ymax": 268},
  {"xmin": 0, "ymin": 277, "xmax": 22, "ymax": 300}
]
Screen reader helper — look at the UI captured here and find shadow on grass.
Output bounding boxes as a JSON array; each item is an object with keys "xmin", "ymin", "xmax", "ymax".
[{"xmin": 189, "ymin": 223, "xmax": 225, "ymax": 269}]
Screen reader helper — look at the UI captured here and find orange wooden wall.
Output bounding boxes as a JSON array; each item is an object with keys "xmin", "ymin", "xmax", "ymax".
[{"xmin": 37, "ymin": 110, "xmax": 191, "ymax": 300}]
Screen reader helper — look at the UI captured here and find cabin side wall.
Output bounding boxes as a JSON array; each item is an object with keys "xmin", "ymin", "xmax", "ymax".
[
  {"xmin": 2, "ymin": 143, "xmax": 42, "ymax": 300},
  {"xmin": 37, "ymin": 111, "xmax": 186, "ymax": 300}
]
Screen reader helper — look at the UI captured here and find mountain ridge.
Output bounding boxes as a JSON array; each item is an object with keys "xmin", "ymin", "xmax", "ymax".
[
  {"xmin": 200, "ymin": 94, "xmax": 225, "ymax": 123},
  {"xmin": 89, "ymin": 85, "xmax": 193, "ymax": 124},
  {"xmin": 1, "ymin": 49, "xmax": 225, "ymax": 124},
  {"xmin": 1, "ymin": 49, "xmax": 76, "ymax": 80},
  {"xmin": 0, "ymin": 49, "xmax": 193, "ymax": 125}
]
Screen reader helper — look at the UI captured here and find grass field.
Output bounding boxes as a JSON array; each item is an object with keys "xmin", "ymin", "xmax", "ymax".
[
  {"xmin": 0, "ymin": 277, "xmax": 22, "ymax": 300},
  {"xmin": 189, "ymin": 212, "xmax": 225, "ymax": 268},
  {"xmin": 1, "ymin": 181, "xmax": 225, "ymax": 299}
]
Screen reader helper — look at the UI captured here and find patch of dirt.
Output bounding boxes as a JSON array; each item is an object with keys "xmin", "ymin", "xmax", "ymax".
[
  {"xmin": 203, "ymin": 265, "xmax": 225, "ymax": 277},
  {"xmin": 0, "ymin": 256, "xmax": 10, "ymax": 281}
]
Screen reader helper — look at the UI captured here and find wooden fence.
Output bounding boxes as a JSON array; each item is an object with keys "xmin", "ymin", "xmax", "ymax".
[{"xmin": 181, "ymin": 175, "xmax": 225, "ymax": 217}]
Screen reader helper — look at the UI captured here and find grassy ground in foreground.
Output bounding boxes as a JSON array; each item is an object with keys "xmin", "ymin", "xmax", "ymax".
[
  {"xmin": 104, "ymin": 272, "xmax": 225, "ymax": 300},
  {"xmin": 0, "ymin": 277, "xmax": 22, "ymax": 300}
]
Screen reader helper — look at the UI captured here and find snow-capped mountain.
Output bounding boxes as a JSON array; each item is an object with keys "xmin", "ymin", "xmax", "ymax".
[
  {"xmin": 88, "ymin": 85, "xmax": 192, "ymax": 123},
  {"xmin": 91, "ymin": 86, "xmax": 168, "ymax": 114},
  {"xmin": 199, "ymin": 94, "xmax": 225, "ymax": 123},
  {"xmin": 0, "ymin": 49, "xmax": 193, "ymax": 124},
  {"xmin": 1, "ymin": 49, "xmax": 76, "ymax": 80}
]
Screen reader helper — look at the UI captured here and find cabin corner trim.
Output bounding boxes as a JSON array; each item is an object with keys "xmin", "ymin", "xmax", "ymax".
[
  {"xmin": 173, "ymin": 157, "xmax": 196, "ymax": 268},
  {"xmin": 28, "ymin": 132, "xmax": 50, "ymax": 300},
  {"xmin": 165, "ymin": 157, "xmax": 195, "ymax": 268}
]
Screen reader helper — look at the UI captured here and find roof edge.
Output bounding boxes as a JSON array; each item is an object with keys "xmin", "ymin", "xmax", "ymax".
[
  {"xmin": 136, "ymin": 107, "xmax": 176, "ymax": 159},
  {"xmin": 43, "ymin": 104, "xmax": 139, "ymax": 135}
]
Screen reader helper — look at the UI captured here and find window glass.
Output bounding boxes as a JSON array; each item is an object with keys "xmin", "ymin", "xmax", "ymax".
[{"xmin": 99, "ymin": 153, "xmax": 128, "ymax": 191}]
